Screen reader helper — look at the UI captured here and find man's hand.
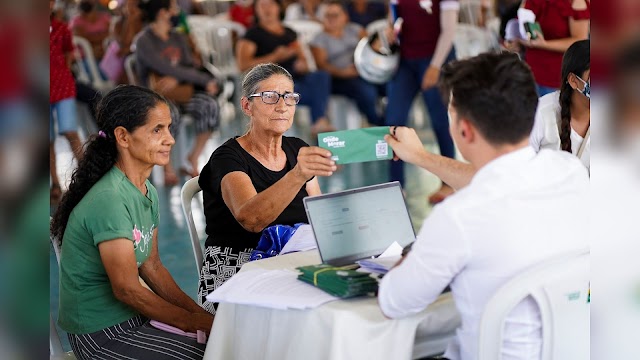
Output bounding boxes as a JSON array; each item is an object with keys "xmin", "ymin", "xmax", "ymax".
[
  {"xmin": 293, "ymin": 146, "xmax": 337, "ymax": 181},
  {"xmin": 421, "ymin": 65, "xmax": 440, "ymax": 90},
  {"xmin": 384, "ymin": 126, "xmax": 426, "ymax": 165}
]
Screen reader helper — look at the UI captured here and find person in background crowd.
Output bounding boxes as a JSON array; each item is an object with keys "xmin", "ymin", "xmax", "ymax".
[
  {"xmin": 310, "ymin": 0, "xmax": 383, "ymax": 126},
  {"xmin": 384, "ymin": 0, "xmax": 459, "ymax": 204},
  {"xmin": 50, "ymin": 0, "xmax": 84, "ymax": 202},
  {"xmin": 51, "ymin": 85, "xmax": 213, "ymax": 359},
  {"xmin": 518, "ymin": 0, "xmax": 590, "ymax": 96},
  {"xmin": 70, "ymin": 0, "xmax": 112, "ymax": 60},
  {"xmin": 530, "ymin": 39, "xmax": 590, "ymax": 172},
  {"xmin": 135, "ymin": 0, "xmax": 221, "ymax": 183},
  {"xmin": 230, "ymin": 0, "xmax": 255, "ymax": 28},
  {"xmin": 378, "ymin": 52, "xmax": 589, "ymax": 360},
  {"xmin": 284, "ymin": 0, "xmax": 326, "ymax": 22},
  {"xmin": 198, "ymin": 63, "xmax": 335, "ymax": 313},
  {"xmin": 237, "ymin": 0, "xmax": 334, "ymax": 136},
  {"xmin": 346, "ymin": 0, "xmax": 387, "ymax": 28},
  {"xmin": 108, "ymin": 0, "xmax": 144, "ymax": 84}
]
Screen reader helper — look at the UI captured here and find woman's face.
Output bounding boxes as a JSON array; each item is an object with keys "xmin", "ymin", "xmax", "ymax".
[
  {"xmin": 244, "ymin": 74, "xmax": 296, "ymax": 135},
  {"xmin": 123, "ymin": 103, "xmax": 175, "ymax": 167},
  {"xmin": 255, "ymin": 0, "xmax": 281, "ymax": 24},
  {"xmin": 323, "ymin": 4, "xmax": 348, "ymax": 31}
]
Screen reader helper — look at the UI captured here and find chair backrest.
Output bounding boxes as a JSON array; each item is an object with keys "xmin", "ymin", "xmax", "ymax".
[
  {"xmin": 191, "ymin": 20, "xmax": 246, "ymax": 79},
  {"xmin": 478, "ymin": 249, "xmax": 590, "ymax": 360},
  {"xmin": 283, "ymin": 19, "xmax": 323, "ymax": 71},
  {"xmin": 181, "ymin": 176, "xmax": 205, "ymax": 276},
  {"xmin": 123, "ymin": 54, "xmax": 138, "ymax": 86},
  {"xmin": 71, "ymin": 36, "xmax": 114, "ymax": 92}
]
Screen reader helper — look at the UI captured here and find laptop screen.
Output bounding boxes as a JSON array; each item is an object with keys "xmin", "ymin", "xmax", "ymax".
[{"xmin": 303, "ymin": 182, "xmax": 415, "ymax": 266}]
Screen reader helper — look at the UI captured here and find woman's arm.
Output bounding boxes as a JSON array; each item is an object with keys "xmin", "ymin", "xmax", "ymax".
[
  {"xmin": 136, "ymin": 34, "xmax": 212, "ymax": 87},
  {"xmin": 236, "ymin": 38, "xmax": 298, "ymax": 72},
  {"xmin": 114, "ymin": 15, "xmax": 142, "ymax": 57},
  {"xmin": 220, "ymin": 146, "xmax": 335, "ymax": 233},
  {"xmin": 139, "ymin": 229, "xmax": 211, "ymax": 316},
  {"xmin": 305, "ymin": 177, "xmax": 322, "ymax": 196},
  {"xmin": 524, "ymin": 0, "xmax": 589, "ymax": 52},
  {"xmin": 422, "ymin": 5, "xmax": 458, "ymax": 90},
  {"xmin": 99, "ymin": 236, "xmax": 213, "ymax": 334},
  {"xmin": 310, "ymin": 45, "xmax": 355, "ymax": 78}
]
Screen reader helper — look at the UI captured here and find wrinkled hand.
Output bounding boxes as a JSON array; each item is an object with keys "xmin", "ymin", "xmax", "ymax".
[
  {"xmin": 384, "ymin": 126, "xmax": 426, "ymax": 165},
  {"xmin": 154, "ymin": 76, "xmax": 179, "ymax": 93},
  {"xmin": 421, "ymin": 65, "xmax": 440, "ymax": 90},
  {"xmin": 293, "ymin": 146, "xmax": 337, "ymax": 181},
  {"xmin": 188, "ymin": 312, "xmax": 214, "ymax": 335}
]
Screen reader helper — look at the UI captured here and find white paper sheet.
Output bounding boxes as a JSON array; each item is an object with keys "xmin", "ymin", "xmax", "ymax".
[
  {"xmin": 280, "ymin": 224, "xmax": 317, "ymax": 255},
  {"xmin": 205, "ymin": 268, "xmax": 338, "ymax": 310}
]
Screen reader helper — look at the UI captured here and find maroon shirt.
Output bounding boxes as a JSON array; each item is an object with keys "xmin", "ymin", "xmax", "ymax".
[
  {"xmin": 397, "ymin": 0, "xmax": 457, "ymax": 59},
  {"xmin": 50, "ymin": 17, "xmax": 76, "ymax": 104},
  {"xmin": 525, "ymin": 0, "xmax": 590, "ymax": 88}
]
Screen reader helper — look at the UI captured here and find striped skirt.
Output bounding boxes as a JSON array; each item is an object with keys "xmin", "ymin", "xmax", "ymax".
[{"xmin": 67, "ymin": 315, "xmax": 206, "ymax": 360}]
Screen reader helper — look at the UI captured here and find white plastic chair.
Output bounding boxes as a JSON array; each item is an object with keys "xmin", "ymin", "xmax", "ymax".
[
  {"xmin": 180, "ymin": 176, "xmax": 205, "ymax": 276},
  {"xmin": 71, "ymin": 36, "xmax": 114, "ymax": 93},
  {"xmin": 478, "ymin": 249, "xmax": 590, "ymax": 360},
  {"xmin": 283, "ymin": 19, "xmax": 323, "ymax": 71},
  {"xmin": 190, "ymin": 20, "xmax": 246, "ymax": 79},
  {"xmin": 123, "ymin": 54, "xmax": 138, "ymax": 86}
]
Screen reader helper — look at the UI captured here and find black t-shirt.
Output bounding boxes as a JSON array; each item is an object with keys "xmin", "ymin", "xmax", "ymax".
[
  {"xmin": 199, "ymin": 136, "xmax": 310, "ymax": 250},
  {"xmin": 243, "ymin": 25, "xmax": 299, "ymax": 75}
]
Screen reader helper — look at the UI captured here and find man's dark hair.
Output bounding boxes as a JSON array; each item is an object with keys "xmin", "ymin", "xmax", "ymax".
[{"xmin": 440, "ymin": 52, "xmax": 539, "ymax": 145}]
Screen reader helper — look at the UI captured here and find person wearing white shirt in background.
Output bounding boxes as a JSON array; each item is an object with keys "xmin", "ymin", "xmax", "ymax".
[
  {"xmin": 378, "ymin": 52, "xmax": 589, "ymax": 360},
  {"xmin": 530, "ymin": 39, "xmax": 590, "ymax": 173},
  {"xmin": 284, "ymin": 0, "xmax": 326, "ymax": 22}
]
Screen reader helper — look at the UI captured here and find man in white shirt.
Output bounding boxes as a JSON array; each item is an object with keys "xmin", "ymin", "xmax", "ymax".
[{"xmin": 378, "ymin": 52, "xmax": 589, "ymax": 360}]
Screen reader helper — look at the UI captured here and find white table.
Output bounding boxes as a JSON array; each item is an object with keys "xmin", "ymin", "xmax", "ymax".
[{"xmin": 203, "ymin": 251, "xmax": 460, "ymax": 360}]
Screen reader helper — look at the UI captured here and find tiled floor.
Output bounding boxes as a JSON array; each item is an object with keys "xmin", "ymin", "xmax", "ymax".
[{"xmin": 50, "ymin": 97, "xmax": 450, "ymax": 352}]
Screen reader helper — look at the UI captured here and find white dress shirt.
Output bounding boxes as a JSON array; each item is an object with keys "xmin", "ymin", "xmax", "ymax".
[
  {"xmin": 378, "ymin": 147, "xmax": 590, "ymax": 360},
  {"xmin": 529, "ymin": 91, "xmax": 590, "ymax": 171}
]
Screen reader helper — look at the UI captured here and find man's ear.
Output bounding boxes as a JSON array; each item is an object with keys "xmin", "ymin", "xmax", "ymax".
[
  {"xmin": 241, "ymin": 97, "xmax": 252, "ymax": 117},
  {"xmin": 113, "ymin": 126, "xmax": 129, "ymax": 148},
  {"xmin": 458, "ymin": 119, "xmax": 475, "ymax": 143}
]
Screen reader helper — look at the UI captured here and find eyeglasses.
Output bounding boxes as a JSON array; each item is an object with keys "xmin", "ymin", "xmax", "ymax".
[{"xmin": 248, "ymin": 91, "xmax": 301, "ymax": 106}]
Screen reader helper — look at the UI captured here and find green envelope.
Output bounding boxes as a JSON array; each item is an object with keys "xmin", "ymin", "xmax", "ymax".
[{"xmin": 317, "ymin": 127, "xmax": 393, "ymax": 165}]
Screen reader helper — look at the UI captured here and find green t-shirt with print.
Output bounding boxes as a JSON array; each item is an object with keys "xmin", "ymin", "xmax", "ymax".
[{"xmin": 58, "ymin": 166, "xmax": 159, "ymax": 334}]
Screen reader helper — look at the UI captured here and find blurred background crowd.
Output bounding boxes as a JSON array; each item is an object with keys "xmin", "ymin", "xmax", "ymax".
[{"xmin": 0, "ymin": 0, "xmax": 638, "ymax": 358}]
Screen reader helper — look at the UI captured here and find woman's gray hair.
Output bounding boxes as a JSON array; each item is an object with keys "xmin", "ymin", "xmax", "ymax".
[{"xmin": 241, "ymin": 63, "xmax": 293, "ymax": 98}]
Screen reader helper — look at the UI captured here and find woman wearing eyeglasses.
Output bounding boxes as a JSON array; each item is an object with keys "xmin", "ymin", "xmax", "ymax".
[
  {"xmin": 236, "ymin": 0, "xmax": 334, "ymax": 135},
  {"xmin": 197, "ymin": 63, "xmax": 336, "ymax": 313}
]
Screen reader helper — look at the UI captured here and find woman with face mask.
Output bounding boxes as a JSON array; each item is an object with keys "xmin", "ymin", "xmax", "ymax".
[{"xmin": 530, "ymin": 39, "xmax": 590, "ymax": 172}]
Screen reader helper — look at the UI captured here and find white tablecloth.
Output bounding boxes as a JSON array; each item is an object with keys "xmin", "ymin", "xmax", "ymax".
[{"xmin": 203, "ymin": 251, "xmax": 460, "ymax": 360}]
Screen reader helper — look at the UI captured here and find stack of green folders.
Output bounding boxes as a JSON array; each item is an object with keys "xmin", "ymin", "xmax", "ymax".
[{"xmin": 297, "ymin": 264, "xmax": 378, "ymax": 298}]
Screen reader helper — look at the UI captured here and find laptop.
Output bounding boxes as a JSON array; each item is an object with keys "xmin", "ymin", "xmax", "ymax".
[{"xmin": 303, "ymin": 182, "xmax": 416, "ymax": 267}]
